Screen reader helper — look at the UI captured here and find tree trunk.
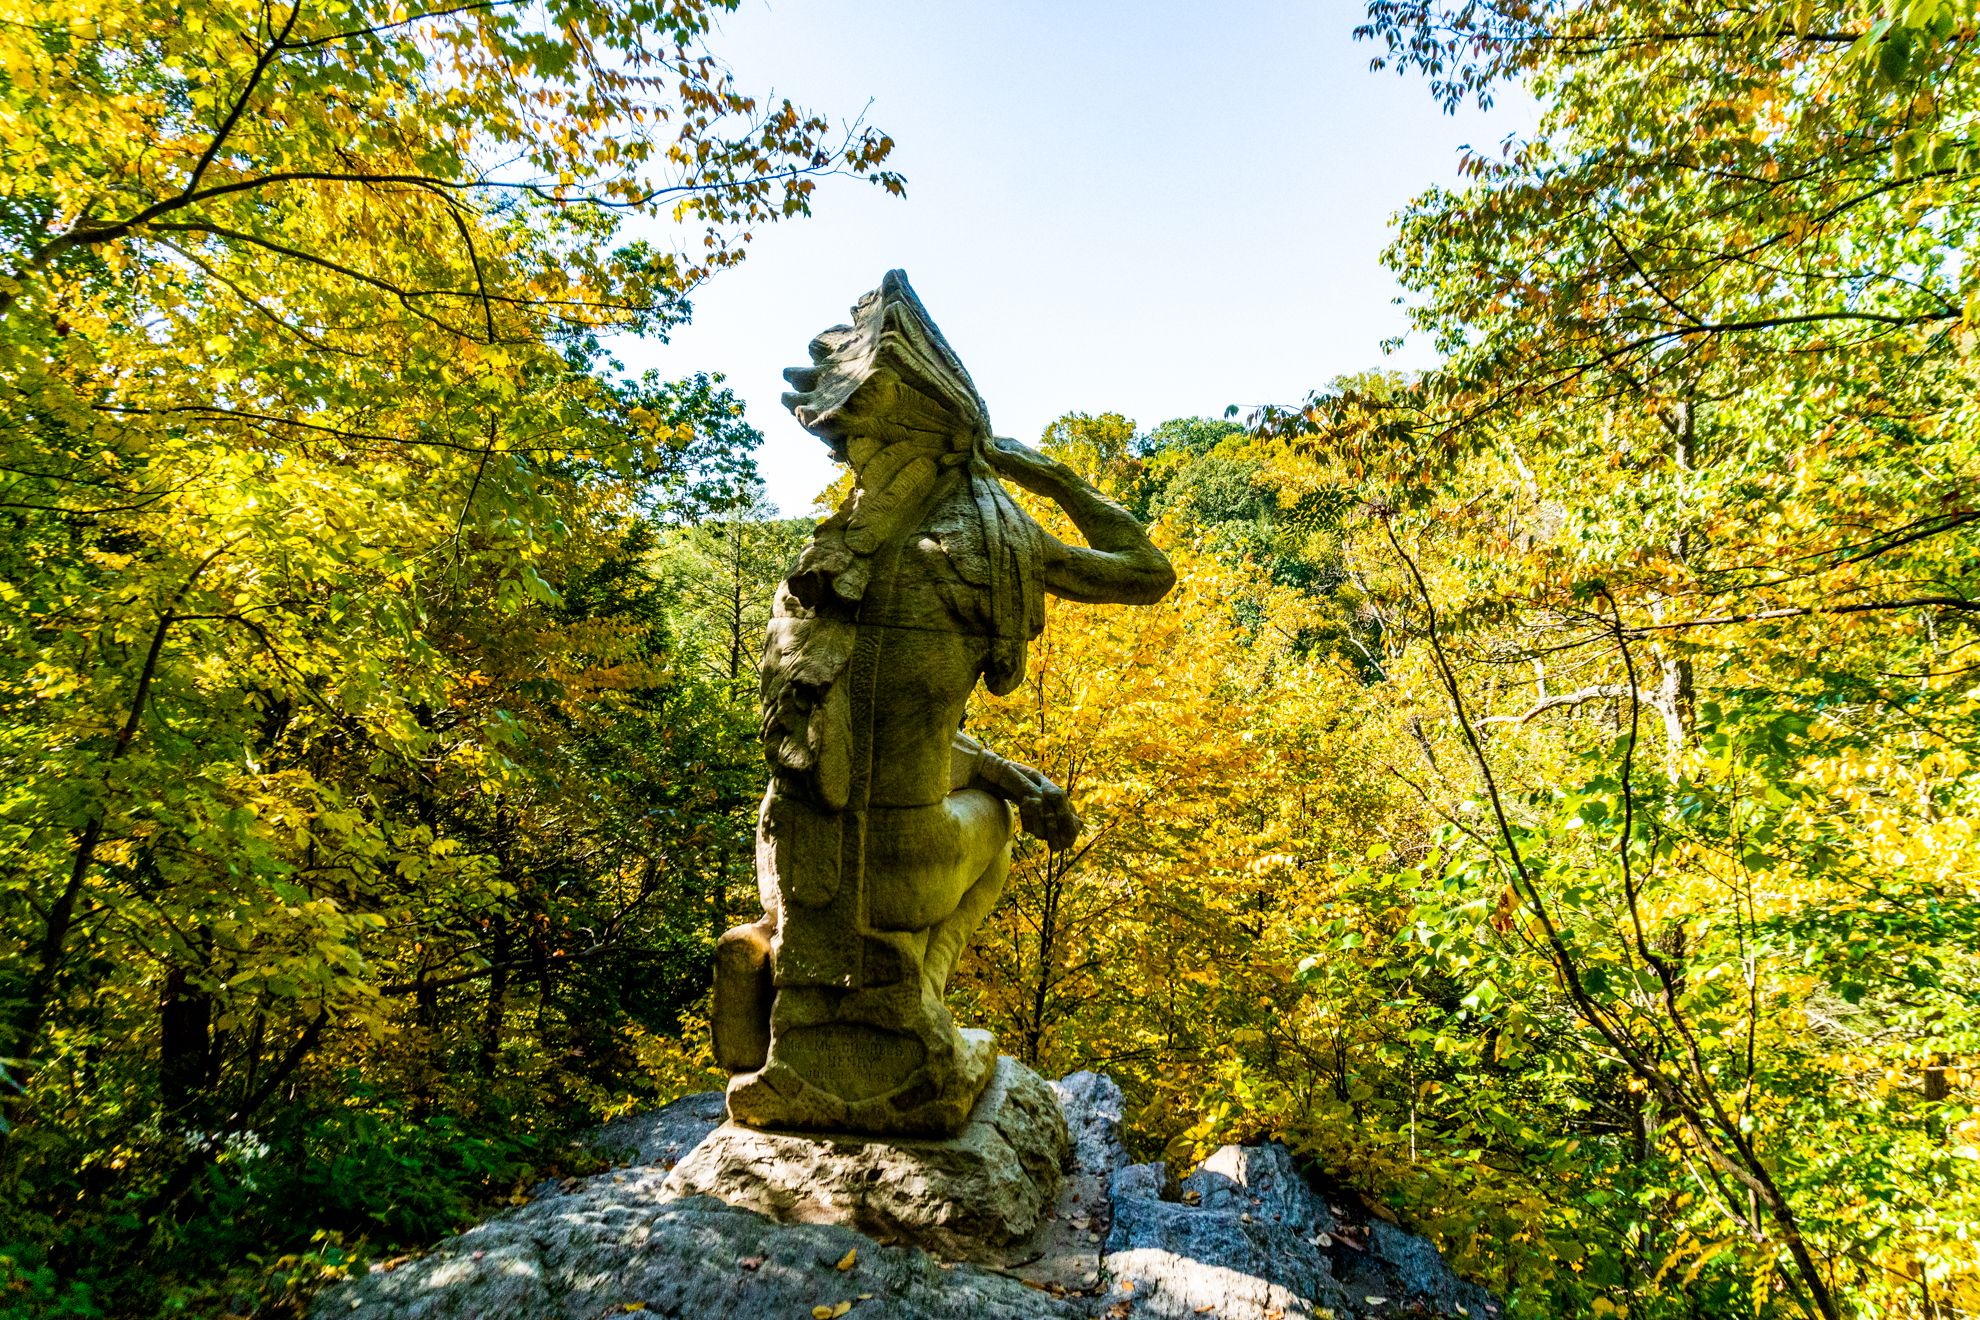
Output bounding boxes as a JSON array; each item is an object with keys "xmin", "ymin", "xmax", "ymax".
[
  {"xmin": 478, "ymin": 917, "xmax": 511, "ymax": 1078},
  {"xmin": 159, "ymin": 966, "xmax": 214, "ymax": 1125}
]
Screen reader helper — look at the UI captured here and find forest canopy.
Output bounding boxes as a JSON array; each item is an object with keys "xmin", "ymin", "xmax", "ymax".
[
  {"xmin": 0, "ymin": 0, "xmax": 890, "ymax": 1311},
  {"xmin": 1, "ymin": 1, "xmax": 1976, "ymax": 1318}
]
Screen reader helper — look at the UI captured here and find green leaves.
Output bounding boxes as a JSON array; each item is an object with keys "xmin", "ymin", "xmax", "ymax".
[
  {"xmin": 0, "ymin": 1, "xmax": 894, "ymax": 1309},
  {"xmin": 1302, "ymin": 3, "xmax": 1980, "ymax": 1312}
]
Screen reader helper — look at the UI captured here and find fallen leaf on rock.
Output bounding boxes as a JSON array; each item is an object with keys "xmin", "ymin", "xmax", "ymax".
[
  {"xmin": 1364, "ymin": 1297, "xmax": 1388, "ymax": 1308},
  {"xmin": 836, "ymin": 1248, "xmax": 857, "ymax": 1271}
]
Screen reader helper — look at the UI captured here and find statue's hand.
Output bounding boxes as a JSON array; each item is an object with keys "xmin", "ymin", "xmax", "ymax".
[
  {"xmin": 1021, "ymin": 779, "xmax": 1083, "ymax": 853},
  {"xmin": 971, "ymin": 744, "xmax": 1083, "ymax": 851}
]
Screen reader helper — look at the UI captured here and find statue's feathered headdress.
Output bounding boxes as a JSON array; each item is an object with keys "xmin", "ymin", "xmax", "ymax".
[
  {"xmin": 762, "ymin": 272, "xmax": 1046, "ymax": 806},
  {"xmin": 782, "ymin": 269, "xmax": 989, "ymax": 462}
]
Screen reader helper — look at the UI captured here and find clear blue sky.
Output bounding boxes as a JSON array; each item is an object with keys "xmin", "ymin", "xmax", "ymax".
[{"xmin": 620, "ymin": 0, "xmax": 1527, "ymax": 514}]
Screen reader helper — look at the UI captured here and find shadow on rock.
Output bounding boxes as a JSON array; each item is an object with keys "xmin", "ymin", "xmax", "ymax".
[{"xmin": 312, "ymin": 1073, "xmax": 1500, "ymax": 1320}]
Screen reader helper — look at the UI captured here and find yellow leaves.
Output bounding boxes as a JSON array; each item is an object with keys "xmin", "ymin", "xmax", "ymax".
[
  {"xmin": 810, "ymin": 1303, "xmax": 852, "ymax": 1318},
  {"xmin": 834, "ymin": 1248, "xmax": 856, "ymax": 1271}
]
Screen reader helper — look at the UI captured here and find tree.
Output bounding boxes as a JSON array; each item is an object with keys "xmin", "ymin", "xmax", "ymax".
[
  {"xmin": 955, "ymin": 417, "xmax": 1415, "ymax": 1160},
  {"xmin": 0, "ymin": 0, "xmax": 895, "ymax": 1309},
  {"xmin": 1222, "ymin": 3, "xmax": 1980, "ymax": 1314}
]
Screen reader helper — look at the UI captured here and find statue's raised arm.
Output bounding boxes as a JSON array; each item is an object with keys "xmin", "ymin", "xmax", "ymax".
[{"xmin": 984, "ymin": 435, "xmax": 1175, "ymax": 606}]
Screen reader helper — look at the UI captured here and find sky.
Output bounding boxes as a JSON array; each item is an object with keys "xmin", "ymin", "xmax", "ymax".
[{"xmin": 619, "ymin": 1, "xmax": 1528, "ymax": 514}]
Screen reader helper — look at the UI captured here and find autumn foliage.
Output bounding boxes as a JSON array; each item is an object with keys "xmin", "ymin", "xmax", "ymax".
[{"xmin": 3, "ymin": 0, "xmax": 1978, "ymax": 1318}]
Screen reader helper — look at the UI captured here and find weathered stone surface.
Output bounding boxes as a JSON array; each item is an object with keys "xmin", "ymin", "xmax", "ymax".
[
  {"xmin": 1181, "ymin": 1143, "xmax": 1337, "ymax": 1234},
  {"xmin": 990, "ymin": 1071, "xmax": 1130, "ymax": 1291},
  {"xmin": 312, "ymin": 1075, "xmax": 1501, "ymax": 1320},
  {"xmin": 311, "ymin": 1185, "xmax": 1078, "ymax": 1320},
  {"xmin": 714, "ymin": 271, "xmax": 1177, "ymax": 1137},
  {"xmin": 1104, "ymin": 1150, "xmax": 1354, "ymax": 1320},
  {"xmin": 1333, "ymin": 1219, "xmax": 1500, "ymax": 1319},
  {"xmin": 1102, "ymin": 1139, "xmax": 1497, "ymax": 1320},
  {"xmin": 590, "ymin": 1089, "xmax": 726, "ymax": 1167},
  {"xmin": 664, "ymin": 1054, "xmax": 1069, "ymax": 1257},
  {"xmin": 1054, "ymin": 1070, "xmax": 1131, "ymax": 1182}
]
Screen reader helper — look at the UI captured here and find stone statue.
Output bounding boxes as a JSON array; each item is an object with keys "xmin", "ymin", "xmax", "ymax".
[{"xmin": 711, "ymin": 271, "xmax": 1174, "ymax": 1137}]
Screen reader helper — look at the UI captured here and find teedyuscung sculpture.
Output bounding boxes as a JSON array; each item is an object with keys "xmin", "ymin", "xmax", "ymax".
[{"xmin": 711, "ymin": 271, "xmax": 1174, "ymax": 1137}]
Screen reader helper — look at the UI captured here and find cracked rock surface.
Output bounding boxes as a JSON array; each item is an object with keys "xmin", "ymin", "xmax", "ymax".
[{"xmin": 313, "ymin": 1073, "xmax": 1498, "ymax": 1320}]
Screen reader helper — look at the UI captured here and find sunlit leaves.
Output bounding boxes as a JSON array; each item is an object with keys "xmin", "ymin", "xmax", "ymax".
[
  {"xmin": 1297, "ymin": 2, "xmax": 1980, "ymax": 1314},
  {"xmin": 0, "ymin": 1, "xmax": 887, "ymax": 1308}
]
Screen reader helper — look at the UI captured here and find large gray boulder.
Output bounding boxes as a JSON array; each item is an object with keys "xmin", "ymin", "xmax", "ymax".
[
  {"xmin": 1100, "ymin": 1138, "xmax": 1495, "ymax": 1320},
  {"xmin": 313, "ymin": 1072, "xmax": 1498, "ymax": 1320},
  {"xmin": 587, "ymin": 1088, "xmax": 726, "ymax": 1166},
  {"xmin": 310, "ymin": 1179, "xmax": 1076, "ymax": 1320},
  {"xmin": 1102, "ymin": 1144, "xmax": 1352, "ymax": 1320}
]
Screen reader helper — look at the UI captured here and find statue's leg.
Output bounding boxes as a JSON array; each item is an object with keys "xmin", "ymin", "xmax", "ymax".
[
  {"xmin": 923, "ymin": 832, "xmax": 1010, "ymax": 996},
  {"xmin": 913, "ymin": 788, "xmax": 1012, "ymax": 995},
  {"xmin": 865, "ymin": 790, "xmax": 1011, "ymax": 935},
  {"xmin": 712, "ymin": 919, "xmax": 774, "ymax": 1071}
]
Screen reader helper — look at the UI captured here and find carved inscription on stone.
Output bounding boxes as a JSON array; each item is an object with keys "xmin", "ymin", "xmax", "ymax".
[{"xmin": 775, "ymin": 1026, "xmax": 926, "ymax": 1104}]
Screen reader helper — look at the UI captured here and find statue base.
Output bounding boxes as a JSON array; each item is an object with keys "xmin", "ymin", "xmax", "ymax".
[
  {"xmin": 664, "ymin": 1055, "xmax": 1070, "ymax": 1259},
  {"xmin": 724, "ymin": 1001, "xmax": 998, "ymax": 1137}
]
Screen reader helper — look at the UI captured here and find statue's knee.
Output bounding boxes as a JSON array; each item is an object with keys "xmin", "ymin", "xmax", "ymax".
[{"xmin": 712, "ymin": 922, "xmax": 774, "ymax": 1072}]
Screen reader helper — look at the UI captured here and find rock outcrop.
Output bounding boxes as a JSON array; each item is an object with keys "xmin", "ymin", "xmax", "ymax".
[
  {"xmin": 665, "ymin": 1055, "xmax": 1070, "ymax": 1258},
  {"xmin": 313, "ymin": 1073, "xmax": 1499, "ymax": 1320}
]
